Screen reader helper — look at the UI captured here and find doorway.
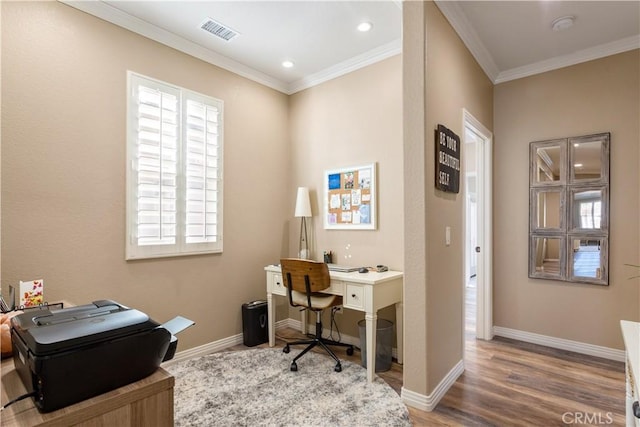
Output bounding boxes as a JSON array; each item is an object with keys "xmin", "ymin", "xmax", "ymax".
[
  {"xmin": 465, "ymin": 171, "xmax": 478, "ymax": 337},
  {"xmin": 462, "ymin": 109, "xmax": 493, "ymax": 343}
]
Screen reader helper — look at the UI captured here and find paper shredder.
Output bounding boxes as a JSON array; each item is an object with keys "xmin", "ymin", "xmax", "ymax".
[{"xmin": 242, "ymin": 300, "xmax": 268, "ymax": 347}]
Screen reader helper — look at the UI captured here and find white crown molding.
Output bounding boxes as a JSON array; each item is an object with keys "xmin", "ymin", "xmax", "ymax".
[
  {"xmin": 493, "ymin": 326, "xmax": 625, "ymax": 362},
  {"xmin": 60, "ymin": 0, "xmax": 401, "ymax": 95},
  {"xmin": 434, "ymin": 0, "xmax": 500, "ymax": 83},
  {"xmin": 435, "ymin": 1, "xmax": 639, "ymax": 85},
  {"xmin": 60, "ymin": 0, "xmax": 290, "ymax": 93},
  {"xmin": 287, "ymin": 39, "xmax": 402, "ymax": 94},
  {"xmin": 495, "ymin": 35, "xmax": 640, "ymax": 84}
]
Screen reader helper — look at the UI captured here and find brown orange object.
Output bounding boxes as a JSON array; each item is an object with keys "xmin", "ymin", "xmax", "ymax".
[{"xmin": 1, "ymin": 311, "xmax": 23, "ymax": 358}]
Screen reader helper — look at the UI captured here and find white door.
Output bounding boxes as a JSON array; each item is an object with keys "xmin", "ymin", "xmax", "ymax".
[{"xmin": 463, "ymin": 109, "xmax": 493, "ymax": 342}]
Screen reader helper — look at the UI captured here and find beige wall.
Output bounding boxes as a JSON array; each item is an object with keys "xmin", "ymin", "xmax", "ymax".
[
  {"xmin": 4, "ymin": 0, "xmax": 636, "ymax": 409},
  {"xmin": 403, "ymin": 1, "xmax": 493, "ymax": 396},
  {"xmin": 1, "ymin": 2, "xmax": 290, "ymax": 350},
  {"xmin": 287, "ymin": 55, "xmax": 403, "ymax": 338},
  {"xmin": 494, "ymin": 50, "xmax": 640, "ymax": 349},
  {"xmin": 1, "ymin": 1, "xmax": 401, "ymax": 352}
]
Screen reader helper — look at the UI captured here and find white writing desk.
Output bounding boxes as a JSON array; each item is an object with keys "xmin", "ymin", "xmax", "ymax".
[{"xmin": 264, "ymin": 264, "xmax": 403, "ymax": 383}]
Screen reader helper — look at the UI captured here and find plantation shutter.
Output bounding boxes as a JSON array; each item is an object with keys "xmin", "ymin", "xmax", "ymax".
[
  {"xmin": 127, "ymin": 72, "xmax": 223, "ymax": 259},
  {"xmin": 184, "ymin": 97, "xmax": 222, "ymax": 244},
  {"xmin": 134, "ymin": 83, "xmax": 179, "ymax": 247}
]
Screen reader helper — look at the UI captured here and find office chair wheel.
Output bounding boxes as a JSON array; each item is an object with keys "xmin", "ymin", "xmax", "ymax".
[
  {"xmin": 334, "ymin": 363, "xmax": 342, "ymax": 372},
  {"xmin": 283, "ymin": 345, "xmax": 290, "ymax": 354},
  {"xmin": 290, "ymin": 362, "xmax": 298, "ymax": 371},
  {"xmin": 346, "ymin": 346, "xmax": 354, "ymax": 356}
]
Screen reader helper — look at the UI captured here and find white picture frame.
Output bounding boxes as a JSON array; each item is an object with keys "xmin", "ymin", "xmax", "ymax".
[{"xmin": 323, "ymin": 163, "xmax": 377, "ymax": 230}]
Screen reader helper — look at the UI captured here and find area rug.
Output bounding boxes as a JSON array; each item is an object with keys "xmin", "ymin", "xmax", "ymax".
[{"xmin": 166, "ymin": 347, "xmax": 411, "ymax": 426}]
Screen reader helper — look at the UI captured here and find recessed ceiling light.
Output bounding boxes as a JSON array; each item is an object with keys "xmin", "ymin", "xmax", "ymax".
[
  {"xmin": 551, "ymin": 16, "xmax": 575, "ymax": 32},
  {"xmin": 574, "ymin": 163, "xmax": 583, "ymax": 168},
  {"xmin": 357, "ymin": 21, "xmax": 373, "ymax": 32},
  {"xmin": 282, "ymin": 60, "xmax": 294, "ymax": 68}
]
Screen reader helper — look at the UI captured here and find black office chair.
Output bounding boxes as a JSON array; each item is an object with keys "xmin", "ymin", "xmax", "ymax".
[{"xmin": 280, "ymin": 258, "xmax": 354, "ymax": 372}]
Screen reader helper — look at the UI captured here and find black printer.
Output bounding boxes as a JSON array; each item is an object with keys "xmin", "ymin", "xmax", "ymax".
[{"xmin": 10, "ymin": 300, "xmax": 184, "ymax": 413}]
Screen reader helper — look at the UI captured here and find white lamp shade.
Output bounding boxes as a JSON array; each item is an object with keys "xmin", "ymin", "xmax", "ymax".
[{"xmin": 294, "ymin": 187, "xmax": 312, "ymax": 217}]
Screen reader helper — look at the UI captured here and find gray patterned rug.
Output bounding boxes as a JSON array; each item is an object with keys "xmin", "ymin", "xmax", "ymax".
[{"xmin": 166, "ymin": 347, "xmax": 411, "ymax": 426}]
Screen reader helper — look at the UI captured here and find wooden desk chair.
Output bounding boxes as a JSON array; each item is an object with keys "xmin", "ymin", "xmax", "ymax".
[{"xmin": 280, "ymin": 258, "xmax": 354, "ymax": 372}]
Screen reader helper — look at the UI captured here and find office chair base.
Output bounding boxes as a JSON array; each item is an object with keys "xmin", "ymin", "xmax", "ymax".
[{"xmin": 283, "ymin": 338, "xmax": 352, "ymax": 373}]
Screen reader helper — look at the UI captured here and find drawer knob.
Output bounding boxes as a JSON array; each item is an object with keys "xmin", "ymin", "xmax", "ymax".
[{"xmin": 351, "ymin": 294, "xmax": 357, "ymax": 298}]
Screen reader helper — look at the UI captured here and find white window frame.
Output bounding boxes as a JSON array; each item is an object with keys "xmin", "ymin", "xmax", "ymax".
[
  {"xmin": 579, "ymin": 200, "xmax": 601, "ymax": 229},
  {"xmin": 126, "ymin": 72, "xmax": 224, "ymax": 260}
]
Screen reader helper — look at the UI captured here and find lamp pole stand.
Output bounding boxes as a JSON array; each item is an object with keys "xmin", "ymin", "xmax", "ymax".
[{"xmin": 299, "ymin": 217, "xmax": 309, "ymax": 259}]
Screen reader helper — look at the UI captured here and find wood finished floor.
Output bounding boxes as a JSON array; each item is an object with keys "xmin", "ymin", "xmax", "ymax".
[{"xmin": 230, "ymin": 288, "xmax": 626, "ymax": 426}]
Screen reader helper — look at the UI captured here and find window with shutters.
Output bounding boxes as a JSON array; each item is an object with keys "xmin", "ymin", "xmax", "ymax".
[{"xmin": 126, "ymin": 72, "xmax": 223, "ymax": 259}]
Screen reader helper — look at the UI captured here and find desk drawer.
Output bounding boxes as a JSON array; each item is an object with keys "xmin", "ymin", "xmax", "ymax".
[
  {"xmin": 271, "ymin": 274, "xmax": 286, "ymax": 296},
  {"xmin": 344, "ymin": 283, "xmax": 365, "ymax": 310},
  {"xmin": 326, "ymin": 280, "xmax": 345, "ymax": 295}
]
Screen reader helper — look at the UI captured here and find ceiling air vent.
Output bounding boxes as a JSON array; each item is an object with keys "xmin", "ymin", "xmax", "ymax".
[{"xmin": 200, "ymin": 18, "xmax": 239, "ymax": 42}]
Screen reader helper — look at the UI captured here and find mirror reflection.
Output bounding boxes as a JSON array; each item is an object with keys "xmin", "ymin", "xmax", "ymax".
[
  {"xmin": 571, "ymin": 140, "xmax": 602, "ymax": 181},
  {"xmin": 533, "ymin": 189, "xmax": 563, "ymax": 230},
  {"xmin": 533, "ymin": 236, "xmax": 562, "ymax": 276},
  {"xmin": 529, "ymin": 132, "xmax": 609, "ymax": 285},
  {"xmin": 571, "ymin": 189, "xmax": 602, "ymax": 230},
  {"xmin": 570, "ymin": 238, "xmax": 602, "ymax": 279},
  {"xmin": 534, "ymin": 144, "xmax": 563, "ymax": 184}
]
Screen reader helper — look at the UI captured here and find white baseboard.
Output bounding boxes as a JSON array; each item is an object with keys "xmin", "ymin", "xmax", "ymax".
[
  {"xmin": 401, "ymin": 359, "xmax": 464, "ymax": 412},
  {"xmin": 162, "ymin": 318, "xmax": 298, "ymax": 367},
  {"xmin": 493, "ymin": 326, "xmax": 625, "ymax": 362},
  {"xmin": 161, "ymin": 333, "xmax": 243, "ymax": 367},
  {"xmin": 399, "ymin": 326, "xmax": 625, "ymax": 412}
]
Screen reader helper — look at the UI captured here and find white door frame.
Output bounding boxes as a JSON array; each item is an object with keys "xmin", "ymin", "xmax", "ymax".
[{"xmin": 463, "ymin": 109, "xmax": 493, "ymax": 341}]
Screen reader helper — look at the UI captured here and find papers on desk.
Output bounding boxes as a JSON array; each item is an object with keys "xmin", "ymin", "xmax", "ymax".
[{"xmin": 327, "ymin": 264, "xmax": 360, "ymax": 273}]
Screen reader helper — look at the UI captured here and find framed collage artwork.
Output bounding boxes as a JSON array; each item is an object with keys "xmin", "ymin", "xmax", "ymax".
[{"xmin": 323, "ymin": 163, "xmax": 377, "ymax": 230}]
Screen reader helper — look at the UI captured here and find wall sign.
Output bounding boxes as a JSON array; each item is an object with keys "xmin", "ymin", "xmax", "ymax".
[{"xmin": 435, "ymin": 124, "xmax": 461, "ymax": 193}]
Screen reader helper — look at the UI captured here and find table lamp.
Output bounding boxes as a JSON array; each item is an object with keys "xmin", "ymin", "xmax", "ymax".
[{"xmin": 294, "ymin": 187, "xmax": 312, "ymax": 259}]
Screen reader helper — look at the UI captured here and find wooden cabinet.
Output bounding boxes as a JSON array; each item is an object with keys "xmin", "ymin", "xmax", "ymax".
[{"xmin": 1, "ymin": 357, "xmax": 174, "ymax": 426}]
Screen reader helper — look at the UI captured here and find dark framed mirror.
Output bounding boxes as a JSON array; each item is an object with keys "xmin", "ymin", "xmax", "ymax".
[{"xmin": 529, "ymin": 132, "xmax": 610, "ymax": 285}]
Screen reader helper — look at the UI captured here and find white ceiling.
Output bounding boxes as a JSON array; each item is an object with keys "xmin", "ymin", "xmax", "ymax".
[
  {"xmin": 438, "ymin": 1, "xmax": 640, "ymax": 83},
  {"xmin": 62, "ymin": 1, "xmax": 639, "ymax": 94}
]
